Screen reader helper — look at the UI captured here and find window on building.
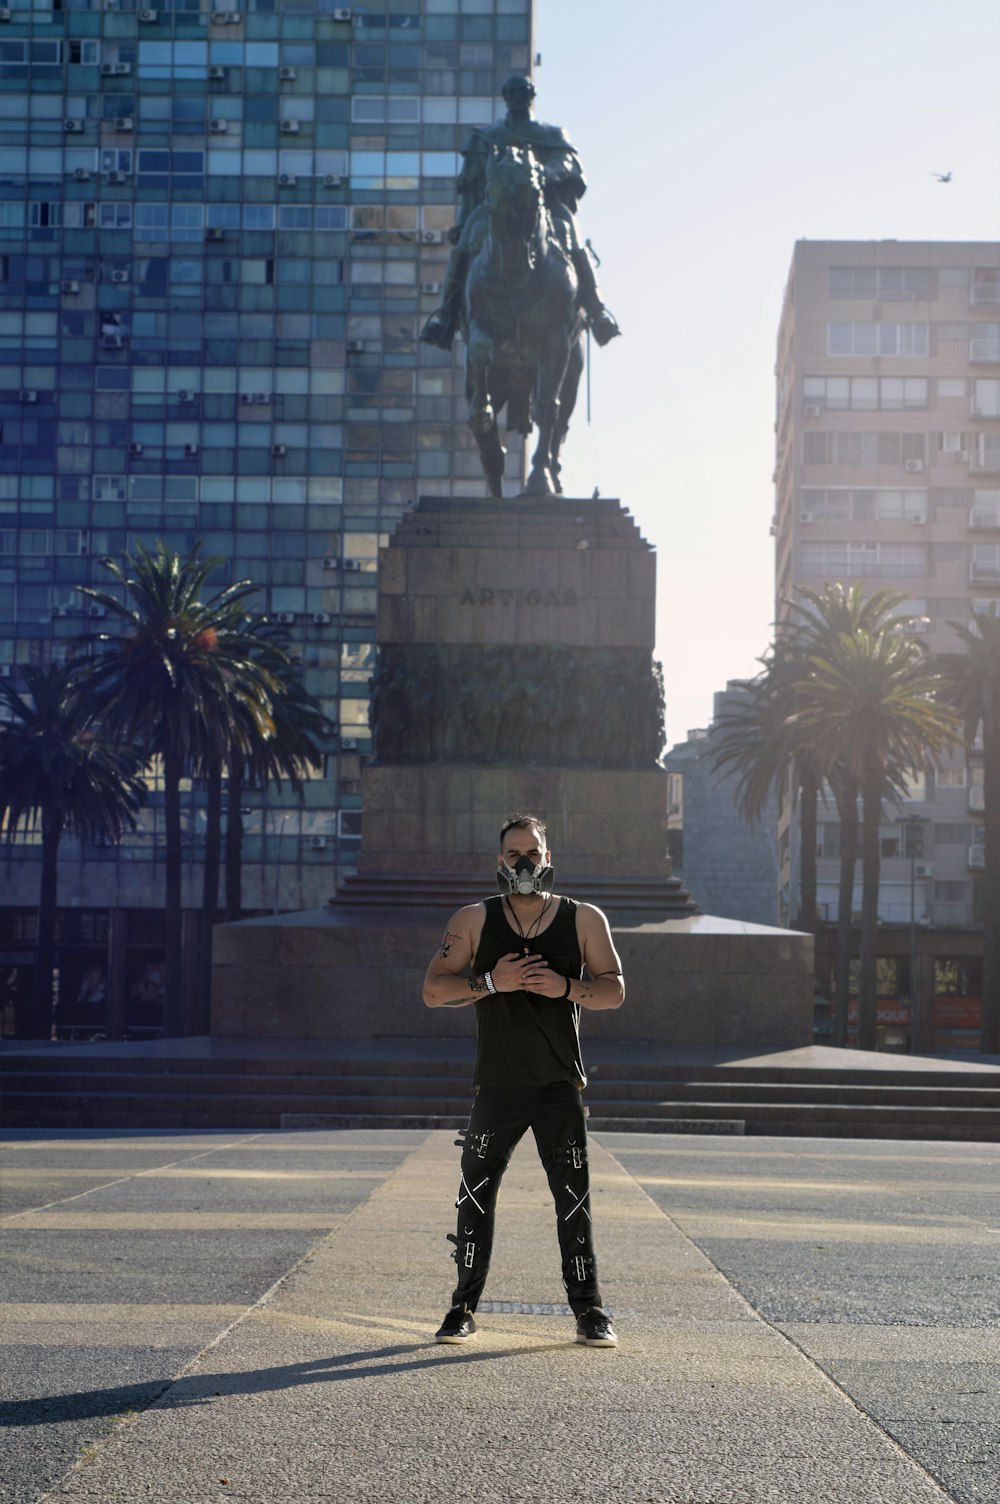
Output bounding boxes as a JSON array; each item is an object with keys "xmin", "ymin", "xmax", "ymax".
[
  {"xmin": 828, "ymin": 266, "xmax": 931, "ymax": 301},
  {"xmin": 803, "ymin": 376, "xmax": 928, "ymax": 411},
  {"xmin": 973, "ymin": 379, "xmax": 1000, "ymax": 417},
  {"xmin": 799, "ymin": 541, "xmax": 928, "ymax": 578},
  {"xmin": 800, "ymin": 489, "xmax": 927, "ymax": 523},
  {"xmin": 827, "ymin": 323, "xmax": 929, "ymax": 357}
]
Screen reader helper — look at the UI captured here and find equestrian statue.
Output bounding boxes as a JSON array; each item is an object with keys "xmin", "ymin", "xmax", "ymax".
[{"xmin": 420, "ymin": 75, "xmax": 620, "ymax": 498}]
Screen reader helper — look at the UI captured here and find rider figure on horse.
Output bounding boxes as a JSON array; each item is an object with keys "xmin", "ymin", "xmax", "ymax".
[{"xmin": 420, "ymin": 74, "xmax": 621, "ymax": 352}]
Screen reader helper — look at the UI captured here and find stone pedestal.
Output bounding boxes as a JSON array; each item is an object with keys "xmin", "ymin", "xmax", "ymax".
[{"xmin": 211, "ymin": 493, "xmax": 813, "ymax": 1049}]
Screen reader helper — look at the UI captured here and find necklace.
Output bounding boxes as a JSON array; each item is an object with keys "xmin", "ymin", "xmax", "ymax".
[{"xmin": 504, "ymin": 895, "xmax": 552, "ymax": 956}]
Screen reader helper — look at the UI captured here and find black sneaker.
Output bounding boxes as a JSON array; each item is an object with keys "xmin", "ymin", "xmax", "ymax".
[
  {"xmin": 575, "ymin": 1307, "xmax": 618, "ymax": 1347},
  {"xmin": 435, "ymin": 1305, "xmax": 476, "ymax": 1344}
]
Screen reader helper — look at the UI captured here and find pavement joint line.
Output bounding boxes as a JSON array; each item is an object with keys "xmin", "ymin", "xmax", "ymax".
[
  {"xmin": 31, "ymin": 1129, "xmax": 436, "ymax": 1500},
  {"xmin": 594, "ymin": 1136, "xmax": 963, "ymax": 1504},
  {"xmin": 0, "ymin": 1132, "xmax": 269, "ymax": 1224}
]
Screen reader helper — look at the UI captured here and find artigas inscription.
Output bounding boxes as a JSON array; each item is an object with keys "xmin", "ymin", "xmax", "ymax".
[{"xmin": 459, "ymin": 586, "xmax": 578, "ymax": 608}]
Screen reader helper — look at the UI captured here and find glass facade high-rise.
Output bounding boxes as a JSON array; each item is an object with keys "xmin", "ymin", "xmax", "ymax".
[{"xmin": 0, "ymin": 0, "xmax": 532, "ymax": 1037}]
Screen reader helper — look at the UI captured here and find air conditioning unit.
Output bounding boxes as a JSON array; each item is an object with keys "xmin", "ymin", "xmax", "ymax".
[
  {"xmin": 953, "ymin": 449, "xmax": 970, "ymax": 462},
  {"xmin": 322, "ymin": 558, "xmax": 340, "ymax": 570},
  {"xmin": 239, "ymin": 393, "xmax": 255, "ymax": 406},
  {"xmin": 323, "ymin": 174, "xmax": 343, "ymax": 188},
  {"xmin": 206, "ymin": 227, "xmax": 225, "ymax": 241},
  {"xmin": 111, "ymin": 269, "xmax": 130, "ymax": 283},
  {"xmin": 421, "ymin": 230, "xmax": 443, "ymax": 244},
  {"xmin": 803, "ymin": 403, "xmax": 822, "ymax": 417},
  {"xmin": 914, "ymin": 863, "xmax": 933, "ymax": 878},
  {"xmin": 19, "ymin": 390, "xmax": 39, "ymax": 403},
  {"xmin": 254, "ymin": 393, "xmax": 271, "ymax": 405},
  {"xmin": 421, "ymin": 281, "xmax": 442, "ymax": 294},
  {"xmin": 309, "ymin": 835, "xmax": 327, "ymax": 850},
  {"xmin": 209, "ymin": 119, "xmax": 229, "ymax": 134},
  {"xmin": 908, "ymin": 512, "xmax": 926, "ymax": 524},
  {"xmin": 312, "ymin": 611, "xmax": 331, "ymax": 625},
  {"xmin": 271, "ymin": 443, "xmax": 287, "ymax": 457},
  {"xmin": 107, "ymin": 170, "xmax": 129, "ymax": 185},
  {"xmin": 347, "ymin": 339, "xmax": 365, "ymax": 353},
  {"xmin": 51, "ymin": 606, "xmax": 70, "ymax": 618},
  {"xmin": 904, "ymin": 459, "xmax": 925, "ymax": 472},
  {"xmin": 211, "ymin": 10, "xmax": 241, "ymax": 22},
  {"xmin": 341, "ymin": 738, "xmax": 359, "ymax": 751},
  {"xmin": 73, "ymin": 168, "xmax": 92, "ymax": 182},
  {"xmin": 102, "ymin": 333, "xmax": 125, "ymax": 349},
  {"xmin": 333, "ymin": 7, "xmax": 352, "ymax": 19},
  {"xmin": 114, "ymin": 63, "xmax": 133, "ymax": 76},
  {"xmin": 276, "ymin": 612, "xmax": 296, "ymax": 625},
  {"xmin": 208, "ymin": 66, "xmax": 227, "ymax": 80},
  {"xmin": 183, "ymin": 444, "xmax": 198, "ymax": 457},
  {"xmin": 0, "ymin": 9, "xmax": 13, "ymax": 20},
  {"xmin": 278, "ymin": 173, "xmax": 297, "ymax": 187},
  {"xmin": 280, "ymin": 120, "xmax": 300, "ymax": 134},
  {"xmin": 799, "ymin": 511, "xmax": 815, "ymax": 523},
  {"xmin": 88, "ymin": 605, "xmax": 107, "ymax": 619},
  {"xmin": 64, "ymin": 120, "xmax": 85, "ymax": 133},
  {"xmin": 278, "ymin": 67, "xmax": 297, "ymax": 81},
  {"xmin": 62, "ymin": 280, "xmax": 81, "ymax": 295},
  {"xmin": 342, "ymin": 559, "xmax": 362, "ymax": 572},
  {"xmin": 138, "ymin": 8, "xmax": 158, "ymax": 21},
  {"xmin": 101, "ymin": 64, "xmax": 117, "ymax": 76},
  {"xmin": 128, "ymin": 442, "xmax": 144, "ymax": 455},
  {"xmin": 176, "ymin": 390, "xmax": 195, "ymax": 403},
  {"xmin": 114, "ymin": 118, "xmax": 135, "ymax": 132}
]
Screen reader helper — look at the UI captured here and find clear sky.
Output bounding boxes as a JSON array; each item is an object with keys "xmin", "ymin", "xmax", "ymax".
[{"xmin": 533, "ymin": 0, "xmax": 1000, "ymax": 749}]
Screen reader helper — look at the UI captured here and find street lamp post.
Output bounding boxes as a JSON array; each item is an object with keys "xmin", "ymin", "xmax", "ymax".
[{"xmin": 904, "ymin": 814, "xmax": 931, "ymax": 1055}]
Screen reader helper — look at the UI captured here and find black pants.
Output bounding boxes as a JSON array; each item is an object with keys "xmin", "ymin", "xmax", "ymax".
[{"xmin": 449, "ymin": 1080, "xmax": 602, "ymax": 1315}]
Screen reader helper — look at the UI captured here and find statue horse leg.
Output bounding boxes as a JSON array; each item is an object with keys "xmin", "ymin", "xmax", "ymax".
[
  {"xmin": 467, "ymin": 320, "xmax": 505, "ymax": 497},
  {"xmin": 524, "ymin": 327, "xmax": 573, "ymax": 496},
  {"xmin": 550, "ymin": 334, "xmax": 584, "ymax": 496}
]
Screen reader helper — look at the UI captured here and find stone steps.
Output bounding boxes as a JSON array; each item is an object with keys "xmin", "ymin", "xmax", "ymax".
[{"xmin": 4, "ymin": 1052, "xmax": 1000, "ymax": 1140}]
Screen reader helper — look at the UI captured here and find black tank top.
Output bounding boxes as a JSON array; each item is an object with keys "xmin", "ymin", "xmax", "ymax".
[{"xmin": 471, "ymin": 895, "xmax": 586, "ymax": 1088}]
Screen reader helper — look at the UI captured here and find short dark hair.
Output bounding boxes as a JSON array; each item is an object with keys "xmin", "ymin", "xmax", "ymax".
[{"xmin": 499, "ymin": 812, "xmax": 547, "ymax": 847}]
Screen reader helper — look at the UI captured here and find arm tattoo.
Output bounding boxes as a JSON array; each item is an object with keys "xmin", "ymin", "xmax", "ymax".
[
  {"xmin": 437, "ymin": 929, "xmax": 462, "ymax": 960},
  {"xmin": 437, "ymin": 974, "xmax": 489, "ymax": 1008},
  {"xmin": 594, "ymin": 969, "xmax": 623, "ymax": 978}
]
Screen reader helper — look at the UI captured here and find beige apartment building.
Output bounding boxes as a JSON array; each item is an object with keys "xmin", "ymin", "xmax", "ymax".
[{"xmin": 773, "ymin": 240, "xmax": 1000, "ymax": 1047}]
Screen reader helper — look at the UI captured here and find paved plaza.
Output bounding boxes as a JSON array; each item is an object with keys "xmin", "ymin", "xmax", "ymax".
[{"xmin": 1, "ymin": 1126, "xmax": 997, "ymax": 1503}]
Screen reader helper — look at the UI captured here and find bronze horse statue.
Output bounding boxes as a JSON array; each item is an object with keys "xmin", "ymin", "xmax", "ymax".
[{"xmin": 463, "ymin": 146, "xmax": 586, "ymax": 497}]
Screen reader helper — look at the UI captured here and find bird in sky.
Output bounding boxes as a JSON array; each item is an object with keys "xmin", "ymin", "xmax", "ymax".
[{"xmin": 932, "ymin": 171, "xmax": 953, "ymax": 182}]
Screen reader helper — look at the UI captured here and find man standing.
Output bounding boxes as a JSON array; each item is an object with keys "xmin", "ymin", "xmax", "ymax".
[
  {"xmin": 422, "ymin": 812, "xmax": 624, "ymax": 1347},
  {"xmin": 420, "ymin": 74, "xmax": 621, "ymax": 352}
]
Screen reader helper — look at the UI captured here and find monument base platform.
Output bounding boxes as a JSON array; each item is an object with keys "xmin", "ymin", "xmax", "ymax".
[{"xmin": 211, "ymin": 908, "xmax": 813, "ymax": 1049}]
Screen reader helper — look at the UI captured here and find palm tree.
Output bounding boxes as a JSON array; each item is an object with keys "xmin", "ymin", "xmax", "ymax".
[
  {"xmin": 936, "ymin": 611, "xmax": 1000, "ymax": 1054},
  {"xmin": 0, "ymin": 663, "xmax": 145, "ymax": 1039},
  {"xmin": 77, "ymin": 541, "xmax": 280, "ymax": 1037},
  {"xmin": 783, "ymin": 584, "xmax": 919, "ymax": 1045},
  {"xmin": 222, "ymin": 644, "xmax": 335, "ymax": 923},
  {"xmin": 791, "ymin": 631, "xmax": 959, "ymax": 1050},
  {"xmin": 711, "ymin": 644, "xmax": 821, "ymax": 931}
]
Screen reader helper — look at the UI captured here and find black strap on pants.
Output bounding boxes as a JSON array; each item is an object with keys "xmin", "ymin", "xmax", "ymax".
[{"xmin": 449, "ymin": 1080, "xmax": 601, "ymax": 1315}]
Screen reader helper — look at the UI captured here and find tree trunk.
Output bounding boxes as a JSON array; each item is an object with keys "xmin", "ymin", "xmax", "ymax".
[
  {"xmin": 162, "ymin": 737, "xmax": 184, "ymax": 1037},
  {"xmin": 833, "ymin": 776, "xmax": 859, "ymax": 1049},
  {"xmin": 982, "ymin": 724, "xmax": 1000, "ymax": 1055},
  {"xmin": 31, "ymin": 811, "xmax": 62, "ymax": 1040},
  {"xmin": 225, "ymin": 756, "xmax": 245, "ymax": 923},
  {"xmin": 857, "ymin": 766, "xmax": 882, "ymax": 1052},
  {"xmin": 797, "ymin": 763, "xmax": 819, "ymax": 933},
  {"xmin": 197, "ymin": 761, "xmax": 223, "ymax": 1035}
]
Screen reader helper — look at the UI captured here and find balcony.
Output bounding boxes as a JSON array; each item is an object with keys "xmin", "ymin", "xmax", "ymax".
[
  {"xmin": 969, "ymin": 508, "xmax": 1000, "ymax": 529},
  {"xmin": 970, "ymin": 449, "xmax": 1000, "ymax": 474},
  {"xmin": 970, "ymin": 339, "xmax": 1000, "ymax": 362},
  {"xmin": 969, "ymin": 561, "xmax": 1000, "ymax": 584},
  {"xmin": 968, "ymin": 843, "xmax": 985, "ymax": 870},
  {"xmin": 968, "ymin": 786, "xmax": 985, "ymax": 812},
  {"xmin": 971, "ymin": 280, "xmax": 1000, "ymax": 307}
]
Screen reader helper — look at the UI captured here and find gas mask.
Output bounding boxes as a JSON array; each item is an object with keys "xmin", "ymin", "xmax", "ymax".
[{"xmin": 496, "ymin": 854, "xmax": 554, "ymax": 897}]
